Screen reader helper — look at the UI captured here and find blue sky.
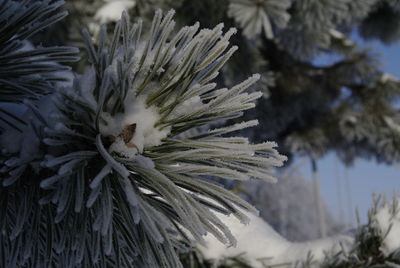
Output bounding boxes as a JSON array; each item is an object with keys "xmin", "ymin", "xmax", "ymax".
[
  {"xmin": 298, "ymin": 153, "xmax": 399, "ymax": 226},
  {"xmin": 298, "ymin": 37, "xmax": 400, "ymax": 226}
]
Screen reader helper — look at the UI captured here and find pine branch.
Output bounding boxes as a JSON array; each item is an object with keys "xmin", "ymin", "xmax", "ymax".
[
  {"xmin": 0, "ymin": 0, "xmax": 79, "ymax": 104},
  {"xmin": 0, "ymin": 8, "xmax": 286, "ymax": 268}
]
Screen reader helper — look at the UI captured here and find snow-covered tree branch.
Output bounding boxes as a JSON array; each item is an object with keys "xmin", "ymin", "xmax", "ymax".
[{"xmin": 0, "ymin": 3, "xmax": 286, "ymax": 267}]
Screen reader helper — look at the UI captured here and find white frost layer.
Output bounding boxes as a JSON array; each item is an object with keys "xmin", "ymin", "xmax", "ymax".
[
  {"xmin": 199, "ymin": 210, "xmax": 353, "ymax": 267},
  {"xmin": 100, "ymin": 96, "xmax": 170, "ymax": 158},
  {"xmin": 170, "ymin": 95, "xmax": 203, "ymax": 118},
  {"xmin": 375, "ymin": 200, "xmax": 400, "ymax": 254},
  {"xmin": 95, "ymin": 0, "xmax": 136, "ymax": 23}
]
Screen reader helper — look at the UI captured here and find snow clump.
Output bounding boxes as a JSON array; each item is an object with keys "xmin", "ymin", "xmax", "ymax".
[
  {"xmin": 95, "ymin": 0, "xmax": 136, "ymax": 23},
  {"xmin": 374, "ymin": 198, "xmax": 400, "ymax": 255},
  {"xmin": 199, "ymin": 209, "xmax": 353, "ymax": 267},
  {"xmin": 100, "ymin": 96, "xmax": 170, "ymax": 158}
]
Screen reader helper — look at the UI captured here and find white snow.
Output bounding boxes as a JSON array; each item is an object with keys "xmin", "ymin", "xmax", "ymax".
[
  {"xmin": 375, "ymin": 199, "xmax": 400, "ymax": 255},
  {"xmin": 329, "ymin": 29, "xmax": 354, "ymax": 47},
  {"xmin": 100, "ymin": 96, "xmax": 170, "ymax": 158},
  {"xmin": 383, "ymin": 116, "xmax": 400, "ymax": 133},
  {"xmin": 108, "ymin": 137, "xmax": 137, "ymax": 158},
  {"xmin": 199, "ymin": 209, "xmax": 353, "ymax": 267},
  {"xmin": 381, "ymin": 73, "xmax": 398, "ymax": 83},
  {"xmin": 344, "ymin": 115, "xmax": 357, "ymax": 124},
  {"xmin": 95, "ymin": 0, "xmax": 136, "ymax": 23}
]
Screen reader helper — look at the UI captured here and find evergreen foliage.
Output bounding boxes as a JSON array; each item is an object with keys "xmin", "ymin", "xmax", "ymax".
[
  {"xmin": 322, "ymin": 194, "xmax": 400, "ymax": 267},
  {"xmin": 227, "ymin": 0, "xmax": 291, "ymax": 39},
  {"xmin": 0, "ymin": 0, "xmax": 78, "ymax": 127},
  {"xmin": 0, "ymin": 3, "xmax": 286, "ymax": 267}
]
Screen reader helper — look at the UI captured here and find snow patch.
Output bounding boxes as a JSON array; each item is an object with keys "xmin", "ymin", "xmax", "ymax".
[
  {"xmin": 95, "ymin": 0, "xmax": 136, "ymax": 23},
  {"xmin": 380, "ymin": 73, "xmax": 398, "ymax": 83},
  {"xmin": 329, "ymin": 29, "xmax": 354, "ymax": 47},
  {"xmin": 100, "ymin": 96, "xmax": 170, "ymax": 158},
  {"xmin": 383, "ymin": 116, "xmax": 400, "ymax": 133},
  {"xmin": 375, "ymin": 200, "xmax": 400, "ymax": 254},
  {"xmin": 200, "ymin": 209, "xmax": 353, "ymax": 267},
  {"xmin": 108, "ymin": 137, "xmax": 137, "ymax": 158}
]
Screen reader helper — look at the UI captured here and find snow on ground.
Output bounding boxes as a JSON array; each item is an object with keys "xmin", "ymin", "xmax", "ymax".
[{"xmin": 199, "ymin": 209, "xmax": 353, "ymax": 267}]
